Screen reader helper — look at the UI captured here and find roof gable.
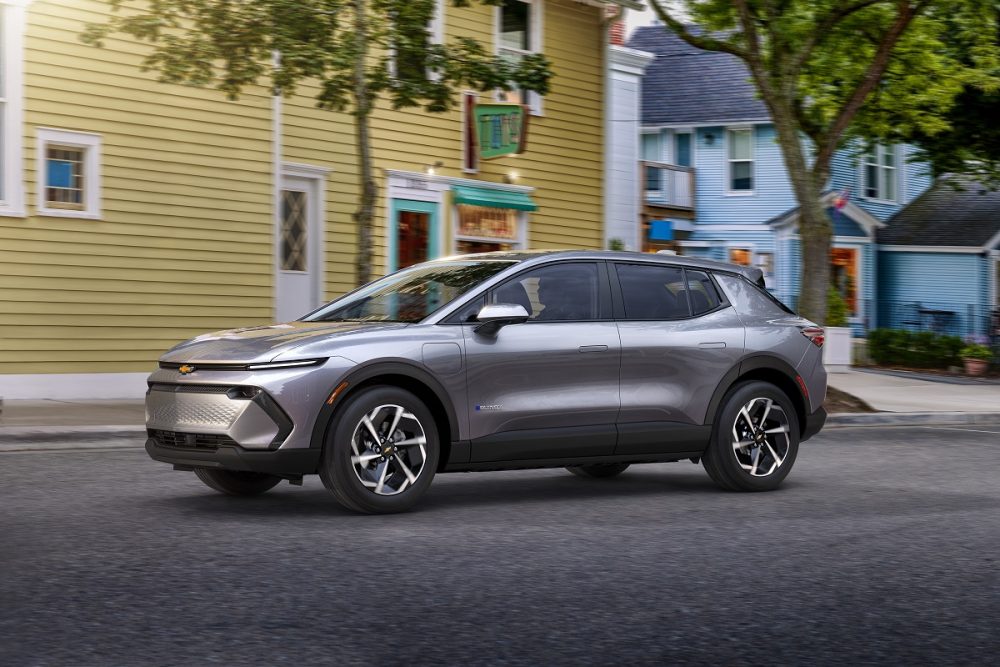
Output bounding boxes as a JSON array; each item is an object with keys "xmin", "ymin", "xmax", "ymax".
[{"xmin": 877, "ymin": 176, "xmax": 1000, "ymax": 248}]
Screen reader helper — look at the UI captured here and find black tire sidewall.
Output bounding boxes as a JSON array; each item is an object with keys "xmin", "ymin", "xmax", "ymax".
[
  {"xmin": 194, "ymin": 468, "xmax": 282, "ymax": 496},
  {"xmin": 709, "ymin": 381, "xmax": 800, "ymax": 491},
  {"xmin": 321, "ymin": 386, "xmax": 440, "ymax": 513}
]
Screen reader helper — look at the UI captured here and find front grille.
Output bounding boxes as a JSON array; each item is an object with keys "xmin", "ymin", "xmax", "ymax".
[
  {"xmin": 148, "ymin": 429, "xmax": 238, "ymax": 450},
  {"xmin": 149, "ymin": 383, "xmax": 235, "ymax": 394}
]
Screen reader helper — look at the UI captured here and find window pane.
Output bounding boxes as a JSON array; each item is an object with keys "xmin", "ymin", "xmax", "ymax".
[
  {"xmin": 500, "ymin": 0, "xmax": 530, "ymax": 51},
  {"xmin": 280, "ymin": 189, "xmax": 307, "ymax": 271},
  {"xmin": 882, "ymin": 144, "xmax": 895, "ymax": 168},
  {"xmin": 883, "ymin": 166, "xmax": 896, "ymax": 201},
  {"xmin": 728, "ymin": 129, "xmax": 751, "ymax": 160},
  {"xmin": 45, "ymin": 146, "xmax": 85, "ymax": 209},
  {"xmin": 641, "ymin": 133, "xmax": 660, "ymax": 161},
  {"xmin": 685, "ymin": 270, "xmax": 722, "ymax": 315},
  {"xmin": 615, "ymin": 263, "xmax": 689, "ymax": 320},
  {"xmin": 865, "ymin": 163, "xmax": 879, "ymax": 198},
  {"xmin": 493, "ymin": 263, "xmax": 599, "ymax": 321},
  {"xmin": 729, "ymin": 248, "xmax": 752, "ymax": 266},
  {"xmin": 731, "ymin": 161, "xmax": 752, "ymax": 191},
  {"xmin": 675, "ymin": 133, "xmax": 692, "ymax": 167},
  {"xmin": 644, "ymin": 165, "xmax": 661, "ymax": 192}
]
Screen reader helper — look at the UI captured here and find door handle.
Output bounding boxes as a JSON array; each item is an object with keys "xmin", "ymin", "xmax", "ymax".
[
  {"xmin": 698, "ymin": 342, "xmax": 727, "ymax": 349},
  {"xmin": 579, "ymin": 345, "xmax": 609, "ymax": 353}
]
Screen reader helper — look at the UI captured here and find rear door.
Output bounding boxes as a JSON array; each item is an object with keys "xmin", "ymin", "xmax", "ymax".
[
  {"xmin": 461, "ymin": 261, "xmax": 621, "ymax": 462},
  {"xmin": 613, "ymin": 262, "xmax": 745, "ymax": 455}
]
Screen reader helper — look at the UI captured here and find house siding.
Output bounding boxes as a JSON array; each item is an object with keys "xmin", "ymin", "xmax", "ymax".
[
  {"xmin": 877, "ymin": 251, "xmax": 986, "ymax": 334},
  {"xmin": 0, "ymin": 0, "xmax": 608, "ymax": 380},
  {"xmin": 1, "ymin": 0, "xmax": 274, "ymax": 375},
  {"xmin": 829, "ymin": 143, "xmax": 933, "ymax": 220}
]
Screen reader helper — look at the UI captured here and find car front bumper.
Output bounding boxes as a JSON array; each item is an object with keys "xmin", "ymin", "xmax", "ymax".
[{"xmin": 145, "ymin": 438, "xmax": 321, "ymax": 476}]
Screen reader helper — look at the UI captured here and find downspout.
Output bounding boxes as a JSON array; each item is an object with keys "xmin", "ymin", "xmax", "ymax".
[{"xmin": 272, "ymin": 51, "xmax": 283, "ymax": 322}]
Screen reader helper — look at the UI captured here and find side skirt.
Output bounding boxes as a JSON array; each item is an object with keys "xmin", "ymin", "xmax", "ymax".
[{"xmin": 443, "ymin": 450, "xmax": 706, "ymax": 473}]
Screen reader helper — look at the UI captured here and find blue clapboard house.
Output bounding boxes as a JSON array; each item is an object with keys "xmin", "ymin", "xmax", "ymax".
[{"xmin": 625, "ymin": 26, "xmax": 1000, "ymax": 337}]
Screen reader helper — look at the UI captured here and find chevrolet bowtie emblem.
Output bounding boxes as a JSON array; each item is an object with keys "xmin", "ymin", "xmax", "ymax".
[{"xmin": 178, "ymin": 364, "xmax": 196, "ymax": 375}]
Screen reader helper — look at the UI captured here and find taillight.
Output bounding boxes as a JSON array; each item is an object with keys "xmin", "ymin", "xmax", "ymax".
[{"xmin": 802, "ymin": 326, "xmax": 825, "ymax": 347}]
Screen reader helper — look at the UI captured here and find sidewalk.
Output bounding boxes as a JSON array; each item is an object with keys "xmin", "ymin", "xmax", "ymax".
[
  {"xmin": 827, "ymin": 369, "xmax": 1000, "ymax": 413},
  {"xmin": 0, "ymin": 399, "xmax": 145, "ymax": 450}
]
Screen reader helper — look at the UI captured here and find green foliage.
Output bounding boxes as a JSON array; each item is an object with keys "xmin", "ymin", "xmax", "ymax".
[
  {"xmin": 607, "ymin": 238, "xmax": 626, "ymax": 251},
  {"xmin": 867, "ymin": 328, "xmax": 965, "ymax": 368},
  {"xmin": 825, "ymin": 286, "xmax": 849, "ymax": 327},
  {"xmin": 960, "ymin": 343, "xmax": 994, "ymax": 360},
  {"xmin": 81, "ymin": 0, "xmax": 551, "ymax": 113}
]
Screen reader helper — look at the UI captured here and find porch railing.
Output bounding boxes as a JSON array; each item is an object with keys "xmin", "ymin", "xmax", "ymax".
[{"xmin": 642, "ymin": 160, "xmax": 695, "ymax": 210}]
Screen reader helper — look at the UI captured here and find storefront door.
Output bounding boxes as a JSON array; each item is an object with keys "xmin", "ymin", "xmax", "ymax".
[{"xmin": 389, "ymin": 199, "xmax": 439, "ymax": 272}]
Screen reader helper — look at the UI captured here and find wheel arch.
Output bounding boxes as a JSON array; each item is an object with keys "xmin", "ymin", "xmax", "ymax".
[
  {"xmin": 309, "ymin": 361, "xmax": 459, "ymax": 472},
  {"xmin": 705, "ymin": 355, "xmax": 809, "ymax": 437}
]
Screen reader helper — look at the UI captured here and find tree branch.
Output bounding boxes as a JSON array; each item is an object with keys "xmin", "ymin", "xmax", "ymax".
[
  {"xmin": 647, "ymin": 0, "xmax": 749, "ymax": 60},
  {"xmin": 813, "ymin": 0, "xmax": 928, "ymax": 172},
  {"xmin": 732, "ymin": 0, "xmax": 779, "ymax": 100},
  {"xmin": 789, "ymin": 0, "xmax": 885, "ymax": 77}
]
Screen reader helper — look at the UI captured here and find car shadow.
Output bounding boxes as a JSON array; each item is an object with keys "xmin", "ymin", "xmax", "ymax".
[{"xmin": 147, "ymin": 465, "xmax": 726, "ymax": 518}]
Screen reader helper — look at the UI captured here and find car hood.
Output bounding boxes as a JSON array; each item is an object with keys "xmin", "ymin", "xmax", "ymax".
[{"xmin": 160, "ymin": 321, "xmax": 410, "ymax": 365}]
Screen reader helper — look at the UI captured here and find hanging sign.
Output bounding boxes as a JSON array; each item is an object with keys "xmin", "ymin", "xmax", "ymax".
[{"xmin": 473, "ymin": 103, "xmax": 530, "ymax": 160}]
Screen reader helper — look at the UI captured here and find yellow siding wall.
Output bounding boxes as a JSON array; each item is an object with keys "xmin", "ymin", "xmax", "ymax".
[
  {"xmin": 283, "ymin": 0, "xmax": 606, "ymax": 292},
  {"xmin": 1, "ymin": 0, "xmax": 274, "ymax": 374},
  {"xmin": 0, "ymin": 0, "xmax": 606, "ymax": 376}
]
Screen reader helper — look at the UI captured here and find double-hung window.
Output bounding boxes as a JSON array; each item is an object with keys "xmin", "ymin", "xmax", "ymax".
[
  {"xmin": 727, "ymin": 128, "xmax": 753, "ymax": 193},
  {"xmin": 863, "ymin": 145, "xmax": 898, "ymax": 202},
  {"xmin": 497, "ymin": 0, "xmax": 543, "ymax": 115},
  {"xmin": 36, "ymin": 128, "xmax": 102, "ymax": 219}
]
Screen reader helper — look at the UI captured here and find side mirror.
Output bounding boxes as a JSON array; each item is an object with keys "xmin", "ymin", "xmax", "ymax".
[{"xmin": 474, "ymin": 303, "xmax": 530, "ymax": 336}]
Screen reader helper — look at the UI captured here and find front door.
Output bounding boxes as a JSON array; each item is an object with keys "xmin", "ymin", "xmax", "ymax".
[
  {"xmin": 389, "ymin": 199, "xmax": 439, "ymax": 272},
  {"xmin": 276, "ymin": 175, "xmax": 321, "ymax": 322},
  {"xmin": 462, "ymin": 261, "xmax": 621, "ymax": 462}
]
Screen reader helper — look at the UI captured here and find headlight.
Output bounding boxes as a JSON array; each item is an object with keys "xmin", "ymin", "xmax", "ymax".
[{"xmin": 246, "ymin": 358, "xmax": 327, "ymax": 371}]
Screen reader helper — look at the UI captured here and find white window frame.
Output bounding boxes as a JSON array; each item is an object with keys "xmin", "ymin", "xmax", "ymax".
[
  {"xmin": 0, "ymin": 1, "xmax": 27, "ymax": 217},
  {"xmin": 494, "ymin": 0, "xmax": 544, "ymax": 116},
  {"xmin": 431, "ymin": 0, "xmax": 446, "ymax": 45},
  {"xmin": 861, "ymin": 144, "xmax": 900, "ymax": 204},
  {"xmin": 36, "ymin": 128, "xmax": 102, "ymax": 220},
  {"xmin": 725, "ymin": 126, "xmax": 754, "ymax": 196}
]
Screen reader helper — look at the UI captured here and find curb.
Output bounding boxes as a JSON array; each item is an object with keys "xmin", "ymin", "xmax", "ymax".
[
  {"xmin": 825, "ymin": 412, "xmax": 1000, "ymax": 428},
  {"xmin": 0, "ymin": 425, "xmax": 145, "ymax": 452}
]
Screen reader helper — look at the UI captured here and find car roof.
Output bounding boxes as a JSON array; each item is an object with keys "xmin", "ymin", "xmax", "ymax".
[{"xmin": 434, "ymin": 249, "xmax": 764, "ymax": 284}]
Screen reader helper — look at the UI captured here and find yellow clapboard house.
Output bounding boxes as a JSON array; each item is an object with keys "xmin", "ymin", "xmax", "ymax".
[{"xmin": 0, "ymin": 0, "xmax": 640, "ymax": 398}]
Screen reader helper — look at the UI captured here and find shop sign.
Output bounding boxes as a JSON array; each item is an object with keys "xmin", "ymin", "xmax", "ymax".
[{"xmin": 473, "ymin": 103, "xmax": 529, "ymax": 160}]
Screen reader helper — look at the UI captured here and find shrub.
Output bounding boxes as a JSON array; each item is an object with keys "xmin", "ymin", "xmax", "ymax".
[
  {"xmin": 607, "ymin": 238, "xmax": 625, "ymax": 251},
  {"xmin": 867, "ymin": 328, "xmax": 965, "ymax": 368},
  {"xmin": 960, "ymin": 343, "xmax": 993, "ymax": 361},
  {"xmin": 826, "ymin": 287, "xmax": 849, "ymax": 327}
]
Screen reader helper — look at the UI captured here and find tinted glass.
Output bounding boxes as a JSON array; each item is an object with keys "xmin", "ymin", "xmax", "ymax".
[
  {"xmin": 685, "ymin": 270, "xmax": 723, "ymax": 315},
  {"xmin": 615, "ymin": 264, "xmax": 689, "ymax": 320},
  {"xmin": 305, "ymin": 261, "xmax": 514, "ymax": 323},
  {"xmin": 492, "ymin": 263, "xmax": 600, "ymax": 322}
]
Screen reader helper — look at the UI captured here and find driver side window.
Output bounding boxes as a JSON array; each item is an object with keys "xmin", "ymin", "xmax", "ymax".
[{"xmin": 491, "ymin": 263, "xmax": 600, "ymax": 322}]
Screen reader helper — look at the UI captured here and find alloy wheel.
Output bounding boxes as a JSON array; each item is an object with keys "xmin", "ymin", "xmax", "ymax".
[
  {"xmin": 731, "ymin": 397, "xmax": 792, "ymax": 477},
  {"xmin": 350, "ymin": 404, "xmax": 428, "ymax": 496}
]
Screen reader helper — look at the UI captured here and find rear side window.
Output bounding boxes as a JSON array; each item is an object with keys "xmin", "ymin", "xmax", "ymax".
[
  {"xmin": 492, "ymin": 262, "xmax": 601, "ymax": 322},
  {"xmin": 615, "ymin": 264, "xmax": 690, "ymax": 319},
  {"xmin": 685, "ymin": 270, "xmax": 723, "ymax": 315}
]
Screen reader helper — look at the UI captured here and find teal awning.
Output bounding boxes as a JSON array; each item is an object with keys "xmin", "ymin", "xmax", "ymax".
[{"xmin": 452, "ymin": 185, "xmax": 537, "ymax": 212}]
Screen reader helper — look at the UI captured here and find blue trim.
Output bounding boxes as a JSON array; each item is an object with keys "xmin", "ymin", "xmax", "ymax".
[{"xmin": 388, "ymin": 199, "xmax": 440, "ymax": 273}]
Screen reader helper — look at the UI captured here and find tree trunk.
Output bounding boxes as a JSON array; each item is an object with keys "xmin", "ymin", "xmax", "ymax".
[
  {"xmin": 352, "ymin": 0, "xmax": 376, "ymax": 287},
  {"xmin": 768, "ymin": 104, "xmax": 832, "ymax": 324}
]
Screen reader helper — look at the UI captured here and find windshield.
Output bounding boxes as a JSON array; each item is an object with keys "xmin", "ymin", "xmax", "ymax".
[{"xmin": 304, "ymin": 260, "xmax": 516, "ymax": 324}]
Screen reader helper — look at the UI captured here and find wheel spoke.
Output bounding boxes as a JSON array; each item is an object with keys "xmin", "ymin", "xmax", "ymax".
[
  {"xmin": 750, "ymin": 447, "xmax": 761, "ymax": 476},
  {"xmin": 386, "ymin": 406, "xmax": 404, "ymax": 439},
  {"xmin": 394, "ymin": 456, "xmax": 418, "ymax": 485},
  {"xmin": 394, "ymin": 436, "xmax": 426, "ymax": 447},
  {"xmin": 351, "ymin": 452, "xmax": 381, "ymax": 466},
  {"xmin": 733, "ymin": 439, "xmax": 754, "ymax": 450},
  {"xmin": 759, "ymin": 399, "xmax": 773, "ymax": 426},
  {"xmin": 765, "ymin": 425, "xmax": 790, "ymax": 435},
  {"xmin": 374, "ymin": 462, "xmax": 389, "ymax": 494},
  {"xmin": 739, "ymin": 406, "xmax": 756, "ymax": 431},
  {"xmin": 764, "ymin": 442, "xmax": 784, "ymax": 467},
  {"xmin": 361, "ymin": 415, "xmax": 381, "ymax": 444}
]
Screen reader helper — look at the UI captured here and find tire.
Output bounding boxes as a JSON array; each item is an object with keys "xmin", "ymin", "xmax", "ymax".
[
  {"xmin": 194, "ymin": 468, "xmax": 282, "ymax": 496},
  {"xmin": 702, "ymin": 381, "xmax": 800, "ymax": 492},
  {"xmin": 567, "ymin": 463, "xmax": 631, "ymax": 478},
  {"xmin": 319, "ymin": 386, "xmax": 440, "ymax": 514}
]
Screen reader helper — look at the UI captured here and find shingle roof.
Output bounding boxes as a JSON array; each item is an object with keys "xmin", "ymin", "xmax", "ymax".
[
  {"xmin": 627, "ymin": 25, "xmax": 770, "ymax": 126},
  {"xmin": 877, "ymin": 176, "xmax": 1000, "ymax": 247}
]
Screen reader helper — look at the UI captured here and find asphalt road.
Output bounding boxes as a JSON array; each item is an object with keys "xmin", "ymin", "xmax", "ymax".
[{"xmin": 2, "ymin": 426, "xmax": 999, "ymax": 666}]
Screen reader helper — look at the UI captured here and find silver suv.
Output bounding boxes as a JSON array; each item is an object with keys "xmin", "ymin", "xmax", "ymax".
[{"xmin": 146, "ymin": 251, "xmax": 827, "ymax": 513}]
